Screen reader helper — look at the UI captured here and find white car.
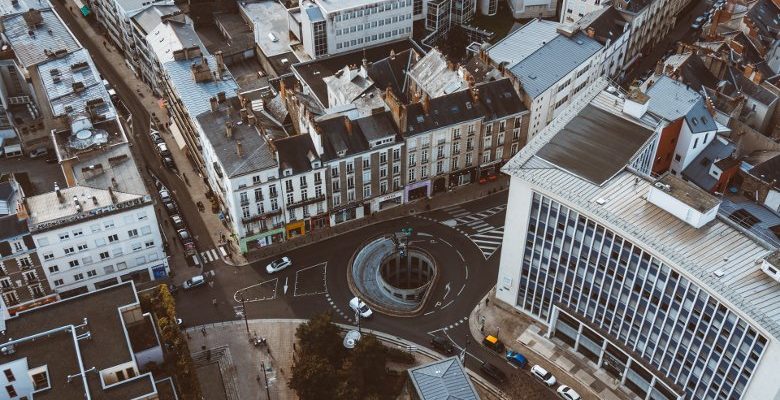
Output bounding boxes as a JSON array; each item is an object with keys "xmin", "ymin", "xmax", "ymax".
[
  {"xmin": 349, "ymin": 297, "xmax": 373, "ymax": 318},
  {"xmin": 265, "ymin": 257, "xmax": 292, "ymax": 274},
  {"xmin": 556, "ymin": 385, "xmax": 581, "ymax": 400},
  {"xmin": 530, "ymin": 365, "xmax": 556, "ymax": 386}
]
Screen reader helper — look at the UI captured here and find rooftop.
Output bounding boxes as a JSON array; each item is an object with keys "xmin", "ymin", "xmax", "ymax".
[
  {"xmin": 131, "ymin": 4, "xmax": 184, "ymax": 36},
  {"xmin": 508, "ymin": 32, "xmax": 602, "ymax": 98},
  {"xmin": 487, "ymin": 19, "xmax": 559, "ymax": 69},
  {"xmin": 37, "ymin": 49, "xmax": 116, "ymax": 120},
  {"xmin": 292, "ymin": 39, "xmax": 420, "ymax": 107},
  {"xmin": 240, "ymin": 1, "xmax": 292, "ymax": 58},
  {"xmin": 646, "ymin": 75, "xmax": 717, "ymax": 133},
  {"xmin": 275, "ymin": 134, "xmax": 319, "ymax": 175},
  {"xmin": 404, "ymin": 78, "xmax": 527, "ymax": 135},
  {"xmin": 315, "ymin": 111, "xmax": 398, "ymax": 160},
  {"xmin": 26, "ymin": 184, "xmax": 146, "ymax": 230},
  {"xmin": 1, "ymin": 282, "xmax": 159, "ymax": 399},
  {"xmin": 503, "ymin": 77, "xmax": 780, "ymax": 339},
  {"xmin": 196, "ymin": 96, "xmax": 283, "ymax": 178},
  {"xmin": 407, "ymin": 49, "xmax": 467, "ymax": 98},
  {"xmin": 162, "ymin": 53, "xmax": 239, "ymax": 120},
  {"xmin": 536, "ymin": 104, "xmax": 655, "ymax": 186},
  {"xmin": 2, "ymin": 7, "xmax": 80, "ymax": 68},
  {"xmin": 681, "ymin": 136, "xmax": 736, "ymax": 191},
  {"xmin": 407, "ymin": 357, "xmax": 480, "ymax": 400}
]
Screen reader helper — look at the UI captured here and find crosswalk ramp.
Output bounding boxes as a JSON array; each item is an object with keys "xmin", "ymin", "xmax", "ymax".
[
  {"xmin": 468, "ymin": 227, "xmax": 504, "ymax": 259},
  {"xmin": 192, "ymin": 246, "xmax": 228, "ymax": 265}
]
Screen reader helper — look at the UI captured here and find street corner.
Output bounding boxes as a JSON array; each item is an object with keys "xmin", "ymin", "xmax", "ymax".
[
  {"xmin": 294, "ymin": 262, "xmax": 328, "ymax": 297},
  {"xmin": 234, "ymin": 278, "xmax": 278, "ymax": 302}
]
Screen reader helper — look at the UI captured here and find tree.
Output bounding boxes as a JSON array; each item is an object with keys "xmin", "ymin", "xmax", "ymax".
[
  {"xmin": 289, "ymin": 354, "xmax": 339, "ymax": 400},
  {"xmin": 503, "ymin": 371, "xmax": 552, "ymax": 400},
  {"xmin": 295, "ymin": 312, "xmax": 346, "ymax": 365}
]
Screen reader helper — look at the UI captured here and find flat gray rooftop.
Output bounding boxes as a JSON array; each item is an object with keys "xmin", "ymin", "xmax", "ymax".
[{"xmin": 537, "ymin": 104, "xmax": 654, "ymax": 186}]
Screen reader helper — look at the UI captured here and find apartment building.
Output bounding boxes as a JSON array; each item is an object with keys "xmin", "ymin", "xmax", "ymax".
[
  {"xmin": 385, "ymin": 78, "xmax": 527, "ymax": 199},
  {"xmin": 487, "ymin": 19, "xmax": 604, "ymax": 139},
  {"xmin": 0, "ymin": 214, "xmax": 56, "ymax": 315},
  {"xmin": 0, "ymin": 281, "xmax": 170, "ymax": 399},
  {"xmin": 614, "ymin": 0, "xmax": 677, "ymax": 65},
  {"xmin": 0, "ymin": 0, "xmax": 81, "ymax": 152},
  {"xmin": 299, "ymin": 0, "xmax": 414, "ymax": 59},
  {"xmin": 310, "ymin": 111, "xmax": 405, "ymax": 224},
  {"xmin": 498, "ymin": 77, "xmax": 780, "ymax": 400}
]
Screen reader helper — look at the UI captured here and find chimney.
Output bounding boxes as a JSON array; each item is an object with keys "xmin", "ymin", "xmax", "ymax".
[
  {"xmin": 54, "ymin": 182, "xmax": 64, "ymax": 203},
  {"xmin": 344, "ymin": 116, "xmax": 353, "ymax": 135},
  {"xmin": 215, "ymin": 51, "xmax": 226, "ymax": 80},
  {"xmin": 225, "ymin": 121, "xmax": 233, "ymax": 138},
  {"xmin": 470, "ymin": 87, "xmax": 480, "ymax": 104},
  {"xmin": 586, "ymin": 27, "xmax": 595, "ymax": 38},
  {"xmin": 421, "ymin": 94, "xmax": 431, "ymax": 115},
  {"xmin": 753, "ymin": 70, "xmax": 762, "ymax": 84},
  {"xmin": 655, "ymin": 60, "xmax": 664, "ymax": 76},
  {"xmin": 236, "ymin": 141, "xmax": 243, "ymax": 157},
  {"xmin": 744, "ymin": 64, "xmax": 755, "ymax": 79},
  {"xmin": 210, "ymin": 97, "xmax": 218, "ymax": 112}
]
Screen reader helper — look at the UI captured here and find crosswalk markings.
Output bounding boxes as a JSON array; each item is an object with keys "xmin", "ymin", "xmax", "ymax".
[{"xmin": 468, "ymin": 227, "xmax": 505, "ymax": 259}]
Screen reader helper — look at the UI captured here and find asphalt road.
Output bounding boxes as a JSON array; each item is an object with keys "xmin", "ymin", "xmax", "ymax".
[{"xmin": 48, "ymin": 1, "xmax": 219, "ymax": 278}]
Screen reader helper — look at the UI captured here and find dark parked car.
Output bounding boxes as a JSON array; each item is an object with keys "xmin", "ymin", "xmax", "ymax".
[
  {"xmin": 430, "ymin": 336, "xmax": 454, "ymax": 354},
  {"xmin": 480, "ymin": 362, "xmax": 507, "ymax": 384}
]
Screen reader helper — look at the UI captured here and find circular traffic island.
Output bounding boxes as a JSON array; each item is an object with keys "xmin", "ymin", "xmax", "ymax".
[{"xmin": 349, "ymin": 234, "xmax": 439, "ymax": 316}]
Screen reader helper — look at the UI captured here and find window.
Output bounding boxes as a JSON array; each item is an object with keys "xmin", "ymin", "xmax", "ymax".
[
  {"xmin": 73, "ymin": 273, "xmax": 84, "ymax": 281},
  {"xmin": 69, "ymin": 260, "xmax": 80, "ymax": 268},
  {"xmin": 100, "ymin": 251, "xmax": 110, "ymax": 260},
  {"xmin": 108, "ymin": 234, "xmax": 119, "ymax": 242},
  {"xmin": 49, "ymin": 265, "xmax": 59, "ymax": 273}
]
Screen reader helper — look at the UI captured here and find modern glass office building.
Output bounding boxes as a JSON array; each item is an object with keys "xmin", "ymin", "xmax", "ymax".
[{"xmin": 496, "ymin": 79, "xmax": 780, "ymax": 400}]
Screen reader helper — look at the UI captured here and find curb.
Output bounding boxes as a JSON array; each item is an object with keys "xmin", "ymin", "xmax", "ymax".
[{"xmin": 238, "ymin": 184, "xmax": 509, "ymax": 266}]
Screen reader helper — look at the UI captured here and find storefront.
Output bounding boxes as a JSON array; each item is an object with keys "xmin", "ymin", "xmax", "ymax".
[
  {"xmin": 241, "ymin": 227, "xmax": 285, "ymax": 253},
  {"xmin": 331, "ymin": 203, "xmax": 362, "ymax": 225},
  {"xmin": 405, "ymin": 180, "xmax": 430, "ymax": 202},
  {"xmin": 285, "ymin": 220, "xmax": 306, "ymax": 239},
  {"xmin": 449, "ymin": 166, "xmax": 477, "ymax": 188},
  {"xmin": 371, "ymin": 192, "xmax": 404, "ymax": 212}
]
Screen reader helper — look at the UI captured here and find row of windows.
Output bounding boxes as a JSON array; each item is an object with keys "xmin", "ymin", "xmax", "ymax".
[{"xmin": 515, "ymin": 192, "xmax": 767, "ymax": 400}]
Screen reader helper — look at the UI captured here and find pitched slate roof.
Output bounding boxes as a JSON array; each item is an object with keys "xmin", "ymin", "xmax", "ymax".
[
  {"xmin": 508, "ymin": 32, "xmax": 602, "ymax": 98},
  {"xmin": 407, "ymin": 357, "xmax": 480, "ymax": 400},
  {"xmin": 404, "ymin": 78, "xmax": 526, "ymax": 135}
]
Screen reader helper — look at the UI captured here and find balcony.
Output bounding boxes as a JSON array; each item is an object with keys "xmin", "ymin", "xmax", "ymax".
[
  {"xmin": 241, "ymin": 209, "xmax": 283, "ymax": 224},
  {"xmin": 286, "ymin": 194, "xmax": 327, "ymax": 210}
]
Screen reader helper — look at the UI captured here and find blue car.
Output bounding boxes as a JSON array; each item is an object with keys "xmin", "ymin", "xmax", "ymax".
[{"xmin": 506, "ymin": 350, "xmax": 528, "ymax": 368}]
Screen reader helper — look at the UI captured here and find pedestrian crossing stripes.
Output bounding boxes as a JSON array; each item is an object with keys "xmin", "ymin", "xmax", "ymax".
[
  {"xmin": 468, "ymin": 227, "xmax": 504, "ymax": 259},
  {"xmin": 192, "ymin": 246, "xmax": 227, "ymax": 265}
]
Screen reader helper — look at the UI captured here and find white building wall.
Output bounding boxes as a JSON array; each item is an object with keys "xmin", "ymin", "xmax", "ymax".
[
  {"xmin": 34, "ymin": 204, "xmax": 167, "ymax": 294},
  {"xmin": 495, "ymin": 175, "xmax": 533, "ymax": 308}
]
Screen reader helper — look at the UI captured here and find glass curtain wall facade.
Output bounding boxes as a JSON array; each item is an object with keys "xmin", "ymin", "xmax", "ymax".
[{"xmin": 517, "ymin": 192, "xmax": 767, "ymax": 400}]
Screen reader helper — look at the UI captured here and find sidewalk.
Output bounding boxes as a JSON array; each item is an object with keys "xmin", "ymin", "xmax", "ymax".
[
  {"xmin": 243, "ymin": 177, "xmax": 510, "ymax": 264},
  {"xmin": 468, "ymin": 288, "xmax": 637, "ymax": 400},
  {"xmin": 186, "ymin": 319, "xmax": 506, "ymax": 400}
]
